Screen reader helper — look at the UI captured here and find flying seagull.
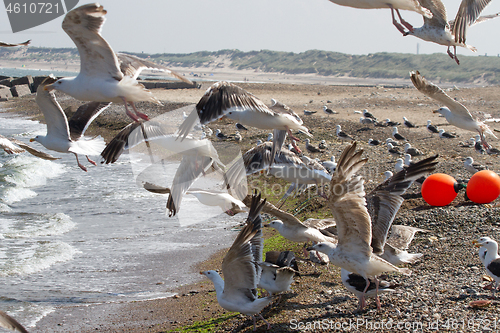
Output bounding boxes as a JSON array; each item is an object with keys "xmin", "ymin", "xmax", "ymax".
[
  {"xmin": 326, "ymin": 0, "xmax": 433, "ymax": 35},
  {"xmin": 44, "ymin": 3, "xmax": 191, "ymax": 122},
  {"xmin": 201, "ymin": 192, "xmax": 273, "ymax": 331},
  {"xmin": 308, "ymin": 143, "xmax": 417, "ymax": 310},
  {"xmin": 404, "ymin": 0, "xmax": 499, "ymax": 64},
  {"xmin": 30, "ymin": 75, "xmax": 108, "ymax": 171},
  {"xmin": 178, "ymin": 81, "xmax": 312, "ymax": 163},
  {"xmin": 410, "ymin": 70, "xmax": 497, "ymax": 146}
]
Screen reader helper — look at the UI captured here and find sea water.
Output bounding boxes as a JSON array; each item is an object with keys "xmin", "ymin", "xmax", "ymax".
[{"xmin": 0, "ymin": 110, "xmax": 241, "ymax": 329}]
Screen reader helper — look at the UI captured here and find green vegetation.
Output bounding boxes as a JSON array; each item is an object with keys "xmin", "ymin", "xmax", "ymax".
[
  {"xmin": 2, "ymin": 47, "xmax": 499, "ymax": 84},
  {"xmin": 166, "ymin": 313, "xmax": 238, "ymax": 333}
]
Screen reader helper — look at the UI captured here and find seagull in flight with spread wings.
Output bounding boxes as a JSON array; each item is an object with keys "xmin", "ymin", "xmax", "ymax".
[
  {"xmin": 410, "ymin": 70, "xmax": 497, "ymax": 147},
  {"xmin": 404, "ymin": 0, "xmax": 499, "ymax": 64},
  {"xmin": 201, "ymin": 192, "xmax": 273, "ymax": 331},
  {"xmin": 44, "ymin": 3, "xmax": 191, "ymax": 122}
]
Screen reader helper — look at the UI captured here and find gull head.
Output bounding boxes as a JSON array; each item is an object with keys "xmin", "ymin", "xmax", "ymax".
[
  {"xmin": 43, "ymin": 77, "xmax": 71, "ymax": 92},
  {"xmin": 434, "ymin": 107, "xmax": 450, "ymax": 117},
  {"xmin": 473, "ymin": 237, "xmax": 498, "ymax": 249},
  {"xmin": 200, "ymin": 270, "xmax": 219, "ymax": 280},
  {"xmin": 307, "ymin": 242, "xmax": 335, "ymax": 254},
  {"xmin": 464, "ymin": 157, "xmax": 474, "ymax": 165},
  {"xmin": 267, "ymin": 220, "xmax": 284, "ymax": 230},
  {"xmin": 30, "ymin": 136, "xmax": 41, "ymax": 144}
]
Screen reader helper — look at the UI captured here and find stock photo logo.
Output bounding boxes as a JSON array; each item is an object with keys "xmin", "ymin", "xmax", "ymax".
[{"xmin": 3, "ymin": 0, "xmax": 79, "ymax": 32}]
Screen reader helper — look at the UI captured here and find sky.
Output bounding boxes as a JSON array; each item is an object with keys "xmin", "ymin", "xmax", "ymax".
[{"xmin": 1, "ymin": 0, "xmax": 500, "ymax": 57}]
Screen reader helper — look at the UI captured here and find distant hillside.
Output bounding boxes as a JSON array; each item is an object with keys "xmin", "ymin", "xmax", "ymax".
[{"xmin": 2, "ymin": 47, "xmax": 500, "ymax": 85}]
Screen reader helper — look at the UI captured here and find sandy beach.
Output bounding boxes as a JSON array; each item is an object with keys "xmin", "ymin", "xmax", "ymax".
[{"xmin": 1, "ymin": 66, "xmax": 500, "ymax": 332}]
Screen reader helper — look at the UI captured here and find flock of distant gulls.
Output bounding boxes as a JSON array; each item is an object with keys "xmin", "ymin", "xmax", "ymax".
[{"xmin": 1, "ymin": 1, "xmax": 500, "ymax": 331}]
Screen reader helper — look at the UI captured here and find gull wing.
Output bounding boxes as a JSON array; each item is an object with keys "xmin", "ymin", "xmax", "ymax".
[
  {"xmin": 328, "ymin": 142, "xmax": 371, "ymax": 255},
  {"xmin": 222, "ymin": 193, "xmax": 266, "ymax": 297},
  {"xmin": 68, "ymin": 102, "xmax": 112, "ymax": 140},
  {"xmin": 242, "ymin": 142, "xmax": 303, "ymax": 175},
  {"xmin": 0, "ymin": 310, "xmax": 29, "ymax": 333},
  {"xmin": 452, "ymin": 0, "xmax": 492, "ymax": 44},
  {"xmin": 10, "ymin": 139, "xmax": 60, "ymax": 160},
  {"xmin": 0, "ymin": 40, "xmax": 30, "ymax": 47},
  {"xmin": 116, "ymin": 53, "xmax": 193, "ymax": 84},
  {"xmin": 177, "ymin": 81, "xmax": 273, "ymax": 139},
  {"xmin": 410, "ymin": 70, "xmax": 474, "ymax": 121},
  {"xmin": 0, "ymin": 135, "xmax": 25, "ymax": 154},
  {"xmin": 418, "ymin": 0, "xmax": 449, "ymax": 28},
  {"xmin": 387, "ymin": 225, "xmax": 429, "ymax": 250},
  {"xmin": 62, "ymin": 3, "xmax": 123, "ymax": 80},
  {"xmin": 100, "ymin": 121, "xmax": 166, "ymax": 164},
  {"xmin": 369, "ymin": 155, "xmax": 438, "ymax": 254},
  {"xmin": 35, "ymin": 76, "xmax": 72, "ymax": 142}
]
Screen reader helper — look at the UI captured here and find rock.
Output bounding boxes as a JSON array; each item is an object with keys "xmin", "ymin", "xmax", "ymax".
[
  {"xmin": 11, "ymin": 75, "xmax": 33, "ymax": 87},
  {"xmin": 10, "ymin": 84, "xmax": 32, "ymax": 97},
  {"xmin": 0, "ymin": 77, "xmax": 13, "ymax": 87},
  {"xmin": 0, "ymin": 86, "xmax": 12, "ymax": 99}
]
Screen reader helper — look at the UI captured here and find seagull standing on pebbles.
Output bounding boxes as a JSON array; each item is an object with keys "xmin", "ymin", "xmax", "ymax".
[
  {"xmin": 474, "ymin": 237, "xmax": 500, "ymax": 298},
  {"xmin": 426, "ymin": 120, "xmax": 440, "ymax": 134},
  {"xmin": 464, "ymin": 156, "xmax": 486, "ymax": 174},
  {"xmin": 392, "ymin": 127, "xmax": 407, "ymax": 141},
  {"xmin": 236, "ymin": 123, "xmax": 248, "ymax": 131},
  {"xmin": 363, "ymin": 109, "xmax": 377, "ymax": 121},
  {"xmin": 387, "ymin": 143, "xmax": 402, "ymax": 158},
  {"xmin": 336, "ymin": 125, "xmax": 354, "ymax": 141},
  {"xmin": 404, "ymin": 143, "xmax": 423, "ymax": 156},
  {"xmin": 305, "ymin": 139, "xmax": 321, "ymax": 153},
  {"xmin": 323, "ymin": 105, "xmax": 336, "ymax": 116},
  {"xmin": 403, "ymin": 116, "xmax": 416, "ymax": 128},
  {"xmin": 368, "ymin": 139, "xmax": 381, "ymax": 146},
  {"xmin": 439, "ymin": 129, "xmax": 456, "ymax": 139}
]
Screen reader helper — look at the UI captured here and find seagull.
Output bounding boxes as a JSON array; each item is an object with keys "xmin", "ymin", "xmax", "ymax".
[
  {"xmin": 395, "ymin": 158, "xmax": 405, "ymax": 173},
  {"xmin": 464, "ymin": 156, "xmax": 486, "ymax": 174},
  {"xmin": 186, "ymin": 188, "xmax": 247, "ymax": 216},
  {"xmin": 178, "ymin": 82, "xmax": 312, "ymax": 162},
  {"xmin": 475, "ymin": 135, "xmax": 486, "ymax": 154},
  {"xmin": 426, "ymin": 120, "xmax": 440, "ymax": 134},
  {"xmin": 215, "ymin": 129, "xmax": 229, "ymax": 140},
  {"xmin": 386, "ymin": 138, "xmax": 399, "ymax": 146},
  {"xmin": 439, "ymin": 129, "xmax": 456, "ymax": 138},
  {"xmin": 341, "ymin": 269, "xmax": 396, "ymax": 311},
  {"xmin": 0, "ymin": 310, "xmax": 29, "ymax": 333},
  {"xmin": 303, "ymin": 109, "xmax": 318, "ymax": 115},
  {"xmin": 326, "ymin": 0, "xmax": 433, "ymax": 35},
  {"xmin": 404, "ymin": 143, "xmax": 423, "ymax": 156},
  {"xmin": 233, "ymin": 131, "xmax": 242, "ymax": 143},
  {"xmin": 318, "ymin": 140, "xmax": 328, "ymax": 150},
  {"xmin": 404, "ymin": 153, "xmax": 413, "ymax": 167},
  {"xmin": 0, "ymin": 134, "xmax": 59, "ymax": 160},
  {"xmin": 308, "ymin": 143, "xmax": 412, "ymax": 310},
  {"xmin": 236, "ymin": 123, "xmax": 248, "ymax": 131},
  {"xmin": 473, "ymin": 237, "xmax": 500, "ymax": 298},
  {"xmin": 368, "ymin": 139, "xmax": 381, "ymax": 146},
  {"xmin": 305, "ymin": 138, "xmax": 321, "ymax": 153},
  {"xmin": 322, "ymin": 156, "xmax": 337, "ymax": 173},
  {"xmin": 379, "ymin": 225, "xmax": 429, "ymax": 266},
  {"xmin": 44, "ymin": 4, "xmax": 191, "ymax": 123},
  {"xmin": 403, "ymin": 116, "xmax": 416, "ymax": 128},
  {"xmin": 385, "ymin": 118, "xmax": 401, "ymax": 127},
  {"xmin": 360, "ymin": 117, "xmax": 376, "ymax": 125},
  {"xmin": 323, "ymin": 105, "xmax": 336, "ymax": 116},
  {"xmin": 0, "ymin": 40, "xmax": 30, "ymax": 47},
  {"xmin": 404, "ymin": 0, "xmax": 499, "ymax": 64},
  {"xmin": 363, "ymin": 109, "xmax": 377, "ymax": 121},
  {"xmin": 383, "ymin": 171, "xmax": 393, "ymax": 181},
  {"xmin": 201, "ymin": 192, "xmax": 273, "ymax": 331},
  {"xmin": 336, "ymin": 125, "xmax": 354, "ymax": 141},
  {"xmin": 30, "ymin": 75, "xmax": 108, "ymax": 171},
  {"xmin": 387, "ymin": 142, "xmax": 401, "ymax": 157},
  {"xmin": 392, "ymin": 127, "xmax": 406, "ymax": 141},
  {"xmin": 258, "ymin": 262, "xmax": 297, "ymax": 297},
  {"xmin": 410, "ymin": 71, "xmax": 497, "ymax": 146}
]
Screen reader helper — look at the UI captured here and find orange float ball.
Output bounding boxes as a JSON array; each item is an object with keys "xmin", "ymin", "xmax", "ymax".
[
  {"xmin": 421, "ymin": 173, "xmax": 458, "ymax": 206},
  {"xmin": 466, "ymin": 170, "xmax": 500, "ymax": 204}
]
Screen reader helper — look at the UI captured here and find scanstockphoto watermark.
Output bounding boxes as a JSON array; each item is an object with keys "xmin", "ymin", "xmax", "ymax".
[{"xmin": 289, "ymin": 318, "xmax": 423, "ymax": 331}]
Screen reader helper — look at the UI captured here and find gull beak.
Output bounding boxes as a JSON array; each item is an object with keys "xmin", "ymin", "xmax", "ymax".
[
  {"xmin": 472, "ymin": 240, "xmax": 482, "ymax": 248},
  {"xmin": 263, "ymin": 224, "xmax": 269, "ymax": 228},
  {"xmin": 433, "ymin": 109, "xmax": 439, "ymax": 113},
  {"xmin": 29, "ymin": 138, "xmax": 35, "ymax": 142},
  {"xmin": 44, "ymin": 84, "xmax": 55, "ymax": 91},
  {"xmin": 199, "ymin": 271, "xmax": 204, "ymax": 275},
  {"xmin": 306, "ymin": 246, "xmax": 315, "ymax": 251}
]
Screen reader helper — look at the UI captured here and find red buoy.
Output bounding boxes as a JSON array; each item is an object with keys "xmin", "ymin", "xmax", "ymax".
[
  {"xmin": 422, "ymin": 173, "xmax": 458, "ymax": 206},
  {"xmin": 466, "ymin": 170, "xmax": 500, "ymax": 204}
]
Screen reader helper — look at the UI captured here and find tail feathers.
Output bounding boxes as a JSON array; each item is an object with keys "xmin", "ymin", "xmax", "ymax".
[
  {"xmin": 299, "ymin": 126, "xmax": 313, "ymax": 137},
  {"xmin": 398, "ymin": 267, "xmax": 412, "ymax": 276},
  {"xmin": 399, "ymin": 252, "xmax": 423, "ymax": 264},
  {"xmin": 482, "ymin": 124, "xmax": 498, "ymax": 139},
  {"xmin": 70, "ymin": 136, "xmax": 106, "ymax": 156}
]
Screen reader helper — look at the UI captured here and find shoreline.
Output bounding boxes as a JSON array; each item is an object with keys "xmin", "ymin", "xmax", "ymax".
[{"xmin": 1, "ymin": 76, "xmax": 500, "ymax": 332}]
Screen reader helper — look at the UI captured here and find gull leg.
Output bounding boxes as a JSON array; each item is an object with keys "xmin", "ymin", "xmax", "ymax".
[
  {"xmin": 120, "ymin": 97, "xmax": 141, "ymax": 122},
  {"xmin": 390, "ymin": 7, "xmax": 409, "ymax": 35},
  {"xmin": 74, "ymin": 153, "xmax": 87, "ymax": 172},
  {"xmin": 86, "ymin": 155, "xmax": 97, "ymax": 166},
  {"xmin": 258, "ymin": 313, "xmax": 271, "ymax": 330},
  {"xmin": 374, "ymin": 278, "xmax": 381, "ymax": 310},
  {"xmin": 130, "ymin": 101, "xmax": 150, "ymax": 121},
  {"xmin": 360, "ymin": 277, "xmax": 370, "ymax": 310},
  {"xmin": 394, "ymin": 8, "xmax": 414, "ymax": 33},
  {"xmin": 252, "ymin": 315, "xmax": 257, "ymax": 331},
  {"xmin": 453, "ymin": 46, "xmax": 460, "ymax": 65}
]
